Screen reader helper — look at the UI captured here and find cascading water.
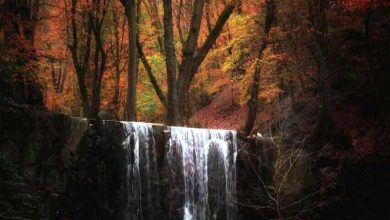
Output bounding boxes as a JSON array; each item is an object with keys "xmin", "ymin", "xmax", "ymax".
[
  {"xmin": 121, "ymin": 122, "xmax": 161, "ymax": 220},
  {"xmin": 63, "ymin": 119, "xmax": 239, "ymax": 219},
  {"xmin": 120, "ymin": 122, "xmax": 237, "ymax": 220},
  {"xmin": 168, "ymin": 127, "xmax": 238, "ymax": 220}
]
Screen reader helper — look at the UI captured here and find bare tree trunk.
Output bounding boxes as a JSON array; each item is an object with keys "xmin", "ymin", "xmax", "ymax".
[
  {"xmin": 68, "ymin": 0, "xmax": 109, "ymax": 118},
  {"xmin": 176, "ymin": 0, "xmax": 206, "ymax": 123},
  {"xmin": 188, "ymin": 3, "xmax": 235, "ymax": 84},
  {"xmin": 75, "ymin": 68, "xmax": 91, "ymax": 117},
  {"xmin": 243, "ymin": 0, "xmax": 276, "ymax": 136},
  {"xmin": 177, "ymin": 3, "xmax": 235, "ymax": 124},
  {"xmin": 111, "ymin": 8, "xmax": 122, "ymax": 118},
  {"xmin": 141, "ymin": 0, "xmax": 235, "ymax": 124},
  {"xmin": 163, "ymin": 0, "xmax": 179, "ymax": 125},
  {"xmin": 91, "ymin": 22, "xmax": 107, "ymax": 117},
  {"xmin": 121, "ymin": 0, "xmax": 138, "ymax": 121}
]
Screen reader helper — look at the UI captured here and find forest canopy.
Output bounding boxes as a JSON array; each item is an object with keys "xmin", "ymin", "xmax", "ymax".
[
  {"xmin": 0, "ymin": 0, "xmax": 389, "ymax": 138},
  {"xmin": 1, "ymin": 0, "xmax": 390, "ymax": 219}
]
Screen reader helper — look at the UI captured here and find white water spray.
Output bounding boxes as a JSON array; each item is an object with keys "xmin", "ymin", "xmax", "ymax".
[
  {"xmin": 121, "ymin": 122, "xmax": 159, "ymax": 220},
  {"xmin": 169, "ymin": 127, "xmax": 238, "ymax": 220}
]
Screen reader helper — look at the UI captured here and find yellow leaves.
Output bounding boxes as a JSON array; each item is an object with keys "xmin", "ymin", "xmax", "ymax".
[
  {"xmin": 240, "ymin": 71, "xmax": 283, "ymax": 105},
  {"xmin": 228, "ymin": 14, "xmax": 252, "ymax": 36},
  {"xmin": 239, "ymin": 58, "xmax": 258, "ymax": 104},
  {"xmin": 238, "ymin": 45, "xmax": 285, "ymax": 106},
  {"xmin": 221, "ymin": 51, "xmax": 239, "ymax": 73}
]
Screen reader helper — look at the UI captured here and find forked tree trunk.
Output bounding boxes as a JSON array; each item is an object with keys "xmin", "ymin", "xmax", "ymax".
[
  {"xmin": 176, "ymin": 0, "xmax": 205, "ymax": 122},
  {"xmin": 144, "ymin": 0, "xmax": 236, "ymax": 125},
  {"xmin": 68, "ymin": 0, "xmax": 109, "ymax": 118},
  {"xmin": 176, "ymin": 2, "xmax": 236, "ymax": 124},
  {"xmin": 68, "ymin": 0, "xmax": 92, "ymax": 118}
]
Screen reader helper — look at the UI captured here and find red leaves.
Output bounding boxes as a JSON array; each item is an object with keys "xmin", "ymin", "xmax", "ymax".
[{"xmin": 340, "ymin": 0, "xmax": 390, "ymax": 11}]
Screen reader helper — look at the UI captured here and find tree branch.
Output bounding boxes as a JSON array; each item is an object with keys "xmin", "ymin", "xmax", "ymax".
[
  {"xmin": 190, "ymin": 3, "xmax": 235, "ymax": 80},
  {"xmin": 137, "ymin": 39, "xmax": 168, "ymax": 108}
]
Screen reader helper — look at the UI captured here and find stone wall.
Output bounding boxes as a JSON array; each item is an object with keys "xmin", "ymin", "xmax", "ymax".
[
  {"xmin": 0, "ymin": 113, "xmax": 313, "ymax": 219},
  {"xmin": 0, "ymin": 110, "xmax": 72, "ymax": 218}
]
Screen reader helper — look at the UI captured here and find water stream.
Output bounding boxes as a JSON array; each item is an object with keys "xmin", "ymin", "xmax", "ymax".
[
  {"xmin": 122, "ymin": 122, "xmax": 161, "ymax": 220},
  {"xmin": 121, "ymin": 122, "xmax": 237, "ymax": 220},
  {"xmin": 168, "ymin": 127, "xmax": 237, "ymax": 220}
]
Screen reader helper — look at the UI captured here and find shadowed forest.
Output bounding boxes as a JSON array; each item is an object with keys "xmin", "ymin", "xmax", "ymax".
[{"xmin": 0, "ymin": 0, "xmax": 390, "ymax": 219}]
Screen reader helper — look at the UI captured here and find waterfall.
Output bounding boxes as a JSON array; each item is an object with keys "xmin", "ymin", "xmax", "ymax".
[
  {"xmin": 121, "ymin": 122, "xmax": 161, "ymax": 220},
  {"xmin": 120, "ymin": 122, "xmax": 237, "ymax": 220},
  {"xmin": 168, "ymin": 127, "xmax": 238, "ymax": 220}
]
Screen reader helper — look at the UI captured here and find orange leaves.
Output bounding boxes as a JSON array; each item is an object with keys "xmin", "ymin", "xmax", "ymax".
[
  {"xmin": 264, "ymin": 52, "xmax": 289, "ymax": 63},
  {"xmin": 259, "ymin": 83, "xmax": 282, "ymax": 103},
  {"xmin": 35, "ymin": 0, "xmax": 67, "ymax": 60}
]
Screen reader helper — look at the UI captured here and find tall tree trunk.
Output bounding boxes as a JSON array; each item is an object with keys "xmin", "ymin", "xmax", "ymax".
[
  {"xmin": 176, "ymin": 0, "xmax": 206, "ymax": 123},
  {"xmin": 68, "ymin": 0, "xmax": 92, "ymax": 118},
  {"xmin": 91, "ymin": 24, "xmax": 107, "ymax": 117},
  {"xmin": 142, "ymin": 1, "xmax": 235, "ymax": 124},
  {"xmin": 243, "ymin": 0, "xmax": 276, "ymax": 136},
  {"xmin": 75, "ymin": 67, "xmax": 92, "ymax": 117},
  {"xmin": 68, "ymin": 0, "xmax": 108, "ymax": 118},
  {"xmin": 163, "ymin": 0, "xmax": 179, "ymax": 125},
  {"xmin": 176, "ymin": 2, "xmax": 235, "ymax": 124},
  {"xmin": 187, "ymin": 3, "xmax": 236, "ymax": 86},
  {"xmin": 122, "ymin": 0, "xmax": 138, "ymax": 121},
  {"xmin": 111, "ymin": 8, "xmax": 122, "ymax": 118}
]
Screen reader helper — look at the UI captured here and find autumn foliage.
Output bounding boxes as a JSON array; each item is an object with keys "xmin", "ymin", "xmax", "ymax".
[{"xmin": 1, "ymin": 0, "xmax": 390, "ymax": 218}]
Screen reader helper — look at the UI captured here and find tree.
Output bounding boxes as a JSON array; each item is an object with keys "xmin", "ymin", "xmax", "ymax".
[
  {"xmin": 243, "ymin": 0, "xmax": 276, "ymax": 136},
  {"xmin": 135, "ymin": 0, "xmax": 167, "ymax": 111},
  {"xmin": 162, "ymin": 0, "xmax": 179, "ymax": 124},
  {"xmin": 67, "ymin": 0, "xmax": 110, "ymax": 118},
  {"xmin": 90, "ymin": 0, "xmax": 110, "ymax": 117},
  {"xmin": 67, "ymin": 0, "xmax": 93, "ymax": 117},
  {"xmin": 140, "ymin": 0, "xmax": 237, "ymax": 124},
  {"xmin": 108, "ymin": 2, "xmax": 127, "ymax": 118},
  {"xmin": 120, "ymin": 0, "xmax": 138, "ymax": 121},
  {"xmin": 50, "ymin": 60, "xmax": 66, "ymax": 94}
]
